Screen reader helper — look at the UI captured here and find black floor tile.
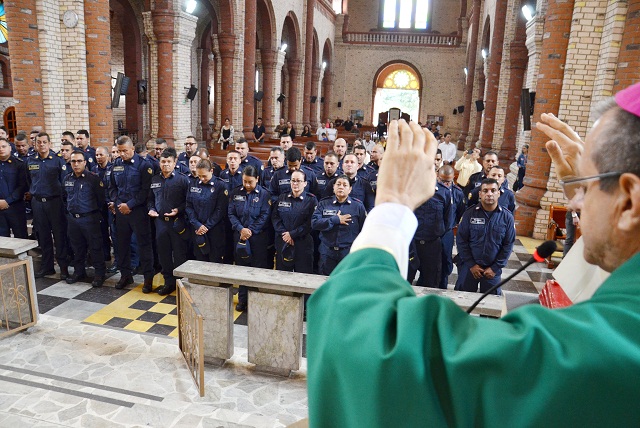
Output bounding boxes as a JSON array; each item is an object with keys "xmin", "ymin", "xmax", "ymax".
[
  {"xmin": 160, "ymin": 295, "xmax": 176, "ymax": 305},
  {"xmin": 104, "ymin": 317, "xmax": 132, "ymax": 328},
  {"xmin": 147, "ymin": 324, "xmax": 176, "ymax": 336},
  {"xmin": 502, "ymin": 280, "xmax": 539, "ymax": 293},
  {"xmin": 169, "ymin": 308, "xmax": 177, "ymax": 315},
  {"xmin": 234, "ymin": 311, "xmax": 248, "ymax": 326},
  {"xmin": 36, "ymin": 295, "xmax": 68, "ymax": 313},
  {"xmin": 74, "ymin": 287, "xmax": 130, "ymax": 305},
  {"xmin": 516, "ymin": 252, "xmax": 534, "ymax": 262},
  {"xmin": 130, "ymin": 300, "xmax": 156, "ymax": 311},
  {"xmin": 35, "ymin": 277, "xmax": 63, "ymax": 292},
  {"xmin": 506, "ymin": 259, "xmax": 525, "ymax": 269},
  {"xmin": 137, "ymin": 312, "xmax": 165, "ymax": 323},
  {"xmin": 527, "ymin": 271, "xmax": 555, "ymax": 283}
]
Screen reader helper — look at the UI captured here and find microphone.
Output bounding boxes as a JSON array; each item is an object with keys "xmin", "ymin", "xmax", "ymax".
[{"xmin": 465, "ymin": 240, "xmax": 558, "ymax": 314}]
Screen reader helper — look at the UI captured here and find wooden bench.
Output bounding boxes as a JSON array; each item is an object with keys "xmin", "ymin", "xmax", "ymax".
[{"xmin": 174, "ymin": 261, "xmax": 503, "ymax": 376}]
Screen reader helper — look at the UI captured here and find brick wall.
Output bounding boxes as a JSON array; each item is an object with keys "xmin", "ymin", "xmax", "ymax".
[
  {"xmin": 111, "ymin": 15, "xmax": 126, "ymax": 134},
  {"xmin": 173, "ymin": 11, "xmax": 198, "ymax": 150},
  {"xmin": 613, "ymin": 0, "xmax": 640, "ymax": 91}
]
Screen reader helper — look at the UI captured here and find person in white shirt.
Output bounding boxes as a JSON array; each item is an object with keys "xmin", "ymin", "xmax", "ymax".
[
  {"xmin": 326, "ymin": 122, "xmax": 338, "ymax": 142},
  {"xmin": 455, "ymin": 147, "xmax": 482, "ymax": 187},
  {"xmin": 362, "ymin": 132, "xmax": 376, "ymax": 153},
  {"xmin": 437, "ymin": 132, "xmax": 457, "ymax": 164}
]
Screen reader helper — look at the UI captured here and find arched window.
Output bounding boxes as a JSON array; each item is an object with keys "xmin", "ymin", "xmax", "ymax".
[
  {"xmin": 3, "ymin": 106, "xmax": 16, "ymax": 140},
  {"xmin": 381, "ymin": 0, "xmax": 430, "ymax": 30},
  {"xmin": 373, "ymin": 63, "xmax": 421, "ymax": 124}
]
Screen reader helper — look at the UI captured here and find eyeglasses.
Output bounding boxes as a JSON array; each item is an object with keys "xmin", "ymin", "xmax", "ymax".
[
  {"xmin": 290, "ymin": 179, "xmax": 305, "ymax": 183},
  {"xmin": 559, "ymin": 171, "xmax": 622, "ymax": 209},
  {"xmin": 70, "ymin": 160, "xmax": 85, "ymax": 163}
]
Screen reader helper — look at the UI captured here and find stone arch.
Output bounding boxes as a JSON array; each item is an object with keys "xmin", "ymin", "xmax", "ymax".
[
  {"xmin": 481, "ymin": 15, "xmax": 491, "ymax": 53},
  {"xmin": 281, "ymin": 12, "xmax": 302, "ymax": 124},
  {"xmin": 371, "ymin": 60, "xmax": 423, "ymax": 124},
  {"xmin": 256, "ymin": 0, "xmax": 276, "ymax": 51},
  {"xmin": 321, "ymin": 38, "xmax": 333, "ymax": 122}
]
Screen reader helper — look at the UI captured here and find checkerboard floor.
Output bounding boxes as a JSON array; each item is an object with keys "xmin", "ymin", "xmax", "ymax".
[{"xmin": 33, "ymin": 237, "xmax": 555, "ymax": 348}]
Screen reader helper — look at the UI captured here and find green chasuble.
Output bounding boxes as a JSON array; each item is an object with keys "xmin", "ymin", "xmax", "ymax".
[{"xmin": 307, "ymin": 248, "xmax": 640, "ymax": 427}]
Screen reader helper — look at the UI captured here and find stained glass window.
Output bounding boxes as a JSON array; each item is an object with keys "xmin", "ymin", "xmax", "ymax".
[
  {"xmin": 0, "ymin": 3, "xmax": 7, "ymax": 44},
  {"xmin": 382, "ymin": 70, "xmax": 419, "ymax": 90}
]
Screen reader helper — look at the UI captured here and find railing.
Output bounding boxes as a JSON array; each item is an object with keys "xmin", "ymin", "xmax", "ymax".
[
  {"xmin": 0, "ymin": 259, "xmax": 38, "ymax": 339},
  {"xmin": 177, "ymin": 281, "xmax": 205, "ymax": 397},
  {"xmin": 343, "ymin": 31, "xmax": 460, "ymax": 47}
]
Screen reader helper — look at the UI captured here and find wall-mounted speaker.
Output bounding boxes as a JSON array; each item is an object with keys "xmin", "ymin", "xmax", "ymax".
[
  {"xmin": 310, "ymin": 96, "xmax": 317, "ymax": 103},
  {"xmin": 475, "ymin": 100, "xmax": 484, "ymax": 112},
  {"xmin": 277, "ymin": 93, "xmax": 286, "ymax": 103},
  {"xmin": 337, "ymin": 102, "xmax": 342, "ymax": 108},
  {"xmin": 320, "ymin": 97, "xmax": 325, "ymax": 103},
  {"xmin": 137, "ymin": 80, "xmax": 147, "ymax": 105},
  {"xmin": 254, "ymin": 91, "xmax": 264, "ymax": 101},
  {"xmin": 520, "ymin": 88, "xmax": 532, "ymax": 131},
  {"xmin": 457, "ymin": 105, "xmax": 464, "ymax": 113},
  {"xmin": 111, "ymin": 72, "xmax": 125, "ymax": 108},
  {"xmin": 186, "ymin": 85, "xmax": 198, "ymax": 101}
]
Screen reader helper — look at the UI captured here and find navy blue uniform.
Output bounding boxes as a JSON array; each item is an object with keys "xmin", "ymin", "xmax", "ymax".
[
  {"xmin": 312, "ymin": 196, "xmax": 366, "ymax": 275},
  {"xmin": 109, "ymin": 153, "xmax": 155, "ymax": 280},
  {"xmin": 27, "ymin": 151, "xmax": 69, "ymax": 273},
  {"xmin": 302, "ymin": 157, "xmax": 324, "ymax": 175},
  {"xmin": 241, "ymin": 155, "xmax": 264, "ymax": 176},
  {"xmin": 324, "ymin": 175, "xmax": 375, "ymax": 212},
  {"xmin": 96, "ymin": 162, "xmax": 112, "ymax": 261},
  {"xmin": 185, "ymin": 177, "xmax": 229, "ymax": 262},
  {"xmin": 174, "ymin": 161, "xmax": 190, "ymax": 175},
  {"xmin": 356, "ymin": 164, "xmax": 374, "ymax": 180},
  {"xmin": 408, "ymin": 185, "xmax": 449, "ymax": 288},
  {"xmin": 145, "ymin": 154, "xmax": 161, "ymax": 175},
  {"xmin": 467, "ymin": 186, "xmax": 516, "ymax": 213},
  {"xmin": 269, "ymin": 167, "xmax": 318, "ymax": 202},
  {"xmin": 0, "ymin": 157, "xmax": 28, "ymax": 238},
  {"xmin": 465, "ymin": 171, "xmax": 509, "ymax": 196},
  {"xmin": 455, "ymin": 204, "xmax": 516, "ymax": 294},
  {"xmin": 177, "ymin": 151, "xmax": 197, "ymax": 167},
  {"xmin": 148, "ymin": 172, "xmax": 190, "ymax": 289},
  {"xmin": 261, "ymin": 166, "xmax": 282, "ymax": 190},
  {"xmin": 272, "ymin": 192, "xmax": 318, "ymax": 273},
  {"xmin": 64, "ymin": 170, "xmax": 106, "ymax": 278},
  {"xmin": 440, "ymin": 183, "xmax": 465, "ymax": 289},
  {"xmin": 219, "ymin": 168, "xmax": 244, "ymax": 192},
  {"xmin": 315, "ymin": 172, "xmax": 339, "ymax": 200},
  {"xmin": 228, "ymin": 185, "xmax": 272, "ymax": 305},
  {"xmin": 81, "ymin": 146, "xmax": 97, "ymax": 172}
]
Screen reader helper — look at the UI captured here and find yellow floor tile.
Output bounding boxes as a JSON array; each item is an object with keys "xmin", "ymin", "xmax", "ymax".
[
  {"xmin": 157, "ymin": 314, "xmax": 178, "ymax": 327},
  {"xmin": 149, "ymin": 303, "xmax": 176, "ymax": 314},
  {"xmin": 125, "ymin": 320, "xmax": 155, "ymax": 332}
]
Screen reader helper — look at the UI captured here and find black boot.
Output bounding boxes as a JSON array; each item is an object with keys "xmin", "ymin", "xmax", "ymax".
[
  {"xmin": 92, "ymin": 277, "xmax": 105, "ymax": 288},
  {"xmin": 142, "ymin": 277, "xmax": 153, "ymax": 294},
  {"xmin": 59, "ymin": 265, "xmax": 69, "ymax": 280},
  {"xmin": 115, "ymin": 274, "xmax": 134, "ymax": 289}
]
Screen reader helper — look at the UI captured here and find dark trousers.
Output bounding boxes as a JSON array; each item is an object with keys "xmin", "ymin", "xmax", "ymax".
[
  {"xmin": 99, "ymin": 205, "xmax": 111, "ymax": 261},
  {"xmin": 455, "ymin": 263, "xmax": 502, "ymax": 295},
  {"xmin": 275, "ymin": 234, "xmax": 313, "ymax": 273},
  {"xmin": 0, "ymin": 202, "xmax": 27, "ymax": 239},
  {"xmin": 234, "ymin": 231, "xmax": 270, "ymax": 304},
  {"xmin": 155, "ymin": 218, "xmax": 188, "ymax": 286},
  {"xmin": 116, "ymin": 206, "xmax": 154, "ymax": 279},
  {"xmin": 32, "ymin": 197, "xmax": 68, "ymax": 271},
  {"xmin": 439, "ymin": 230, "xmax": 454, "ymax": 289},
  {"xmin": 68, "ymin": 213, "xmax": 106, "ymax": 277},
  {"xmin": 194, "ymin": 223, "xmax": 225, "ymax": 263},
  {"xmin": 110, "ymin": 209, "xmax": 139, "ymax": 269},
  {"xmin": 318, "ymin": 244, "xmax": 349, "ymax": 276},
  {"xmin": 407, "ymin": 237, "xmax": 442, "ymax": 288}
]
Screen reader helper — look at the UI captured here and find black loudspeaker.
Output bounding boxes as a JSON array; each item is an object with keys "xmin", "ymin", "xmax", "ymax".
[
  {"xmin": 457, "ymin": 105, "xmax": 465, "ymax": 113},
  {"xmin": 208, "ymin": 86, "xmax": 211, "ymax": 105},
  {"xmin": 120, "ymin": 76, "xmax": 130, "ymax": 95},
  {"xmin": 254, "ymin": 91, "xmax": 264, "ymax": 101},
  {"xmin": 337, "ymin": 102, "xmax": 342, "ymax": 108},
  {"xmin": 521, "ymin": 88, "xmax": 532, "ymax": 131},
  {"xmin": 529, "ymin": 91, "xmax": 536, "ymax": 114},
  {"xmin": 111, "ymin": 72, "xmax": 125, "ymax": 108},
  {"xmin": 277, "ymin": 93, "xmax": 286, "ymax": 103},
  {"xmin": 186, "ymin": 85, "xmax": 198, "ymax": 101},
  {"xmin": 137, "ymin": 80, "xmax": 147, "ymax": 105},
  {"xmin": 475, "ymin": 100, "xmax": 484, "ymax": 112},
  {"xmin": 320, "ymin": 97, "xmax": 325, "ymax": 103},
  {"xmin": 310, "ymin": 96, "xmax": 317, "ymax": 103},
  {"xmin": 453, "ymin": 109, "xmax": 457, "ymax": 115}
]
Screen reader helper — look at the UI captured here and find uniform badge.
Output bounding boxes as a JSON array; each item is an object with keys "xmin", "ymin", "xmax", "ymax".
[
  {"xmin": 89, "ymin": 158, "xmax": 93, "ymax": 162},
  {"xmin": 470, "ymin": 218, "xmax": 485, "ymax": 225},
  {"xmin": 190, "ymin": 187, "xmax": 202, "ymax": 193},
  {"xmin": 147, "ymin": 168, "xmax": 153, "ymax": 174},
  {"xmin": 62, "ymin": 165, "xmax": 67, "ymax": 170},
  {"xmin": 278, "ymin": 201, "xmax": 292, "ymax": 208},
  {"xmin": 99, "ymin": 181, "xmax": 104, "ymax": 187},
  {"xmin": 253, "ymin": 197, "xmax": 259, "ymax": 203},
  {"xmin": 28, "ymin": 165, "xmax": 39, "ymax": 170},
  {"xmin": 150, "ymin": 183, "xmax": 161, "ymax": 189},
  {"xmin": 224, "ymin": 189, "xmax": 229, "ymax": 196}
]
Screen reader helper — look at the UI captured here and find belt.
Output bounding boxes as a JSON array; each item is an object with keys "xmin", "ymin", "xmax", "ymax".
[
  {"xmin": 69, "ymin": 211, "xmax": 98, "ymax": 218},
  {"xmin": 33, "ymin": 195, "xmax": 60, "ymax": 202}
]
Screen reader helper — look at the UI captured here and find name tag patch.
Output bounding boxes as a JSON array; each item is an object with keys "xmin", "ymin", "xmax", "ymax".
[
  {"xmin": 317, "ymin": 179, "xmax": 326, "ymax": 185},
  {"xmin": 190, "ymin": 187, "xmax": 202, "ymax": 193},
  {"xmin": 278, "ymin": 201, "xmax": 292, "ymax": 208},
  {"xmin": 323, "ymin": 209, "xmax": 338, "ymax": 216},
  {"xmin": 150, "ymin": 183, "xmax": 161, "ymax": 189},
  {"xmin": 112, "ymin": 166, "xmax": 125, "ymax": 172},
  {"xmin": 28, "ymin": 164, "xmax": 39, "ymax": 171},
  {"xmin": 64, "ymin": 181, "xmax": 74, "ymax": 187},
  {"xmin": 470, "ymin": 218, "xmax": 485, "ymax": 225},
  {"xmin": 234, "ymin": 195, "xmax": 247, "ymax": 202},
  {"xmin": 279, "ymin": 179, "xmax": 290, "ymax": 186}
]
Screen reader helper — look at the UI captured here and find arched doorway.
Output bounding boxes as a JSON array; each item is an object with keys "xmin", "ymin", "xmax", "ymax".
[
  {"xmin": 372, "ymin": 62, "xmax": 421, "ymax": 124},
  {"xmin": 3, "ymin": 106, "xmax": 16, "ymax": 139}
]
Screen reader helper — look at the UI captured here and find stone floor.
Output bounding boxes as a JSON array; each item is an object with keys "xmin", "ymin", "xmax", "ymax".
[{"xmin": 0, "ymin": 237, "xmax": 554, "ymax": 427}]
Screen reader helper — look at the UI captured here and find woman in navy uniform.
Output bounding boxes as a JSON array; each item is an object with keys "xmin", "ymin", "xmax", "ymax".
[
  {"xmin": 272, "ymin": 169, "xmax": 317, "ymax": 273},
  {"xmin": 312, "ymin": 175, "xmax": 366, "ymax": 275},
  {"xmin": 227, "ymin": 165, "xmax": 272, "ymax": 311},
  {"xmin": 0, "ymin": 138, "xmax": 28, "ymax": 238},
  {"xmin": 186, "ymin": 159, "xmax": 229, "ymax": 263}
]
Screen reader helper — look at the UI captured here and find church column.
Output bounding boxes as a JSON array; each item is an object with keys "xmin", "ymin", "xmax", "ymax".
[
  {"xmin": 310, "ymin": 66, "xmax": 321, "ymax": 128},
  {"xmin": 152, "ymin": 7, "xmax": 176, "ymax": 145},
  {"xmin": 458, "ymin": 0, "xmax": 482, "ymax": 149},
  {"xmin": 218, "ymin": 33, "xmax": 236, "ymax": 127},
  {"xmin": 471, "ymin": 66, "xmax": 485, "ymax": 143},
  {"xmin": 274, "ymin": 51, "xmax": 287, "ymax": 124},
  {"xmin": 260, "ymin": 49, "xmax": 277, "ymax": 133},
  {"xmin": 199, "ymin": 48, "xmax": 210, "ymax": 141},
  {"xmin": 302, "ymin": 0, "xmax": 316, "ymax": 125},
  {"xmin": 242, "ymin": 0, "xmax": 257, "ymax": 139},
  {"xmin": 479, "ymin": 0, "xmax": 508, "ymax": 151},
  {"xmin": 322, "ymin": 72, "xmax": 332, "ymax": 123},
  {"xmin": 287, "ymin": 59, "xmax": 302, "ymax": 127},
  {"xmin": 515, "ymin": 0, "xmax": 575, "ymax": 235}
]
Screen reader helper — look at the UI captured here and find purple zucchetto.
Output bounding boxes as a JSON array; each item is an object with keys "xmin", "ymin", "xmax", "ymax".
[{"xmin": 615, "ymin": 81, "xmax": 640, "ymax": 118}]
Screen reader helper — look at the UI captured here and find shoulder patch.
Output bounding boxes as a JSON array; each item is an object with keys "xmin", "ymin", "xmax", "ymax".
[
  {"xmin": 99, "ymin": 181, "xmax": 104, "ymax": 187},
  {"xmin": 147, "ymin": 168, "xmax": 153, "ymax": 175},
  {"xmin": 224, "ymin": 189, "xmax": 229, "ymax": 196},
  {"xmin": 62, "ymin": 165, "xmax": 67, "ymax": 171}
]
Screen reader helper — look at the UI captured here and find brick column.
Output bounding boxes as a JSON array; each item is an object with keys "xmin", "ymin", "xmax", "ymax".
[
  {"xmin": 310, "ymin": 66, "xmax": 321, "ymax": 128},
  {"xmin": 218, "ymin": 33, "xmax": 236, "ymax": 128},
  {"xmin": 260, "ymin": 49, "xmax": 277, "ymax": 132},
  {"xmin": 613, "ymin": 0, "xmax": 640, "ymax": 91},
  {"xmin": 242, "ymin": 0, "xmax": 257, "ymax": 138},
  {"xmin": 322, "ymin": 71, "xmax": 332, "ymax": 124},
  {"xmin": 153, "ymin": 8, "xmax": 175, "ymax": 145},
  {"xmin": 4, "ymin": 0, "xmax": 45, "ymax": 131},
  {"xmin": 479, "ymin": 0, "xmax": 508, "ymax": 151},
  {"xmin": 515, "ymin": 0, "xmax": 575, "ymax": 236},
  {"xmin": 458, "ymin": 0, "xmax": 482, "ymax": 150},
  {"xmin": 84, "ymin": 0, "xmax": 113, "ymax": 146},
  {"xmin": 302, "ymin": 0, "xmax": 316, "ymax": 126},
  {"xmin": 499, "ymin": 15, "xmax": 527, "ymax": 164},
  {"xmin": 287, "ymin": 59, "xmax": 302, "ymax": 127}
]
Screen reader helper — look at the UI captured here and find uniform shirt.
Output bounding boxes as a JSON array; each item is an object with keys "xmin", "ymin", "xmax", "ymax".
[
  {"xmin": 81, "ymin": 146, "xmax": 98, "ymax": 171},
  {"xmin": 148, "ymin": 172, "xmax": 190, "ymax": 217},
  {"xmin": 95, "ymin": 162, "xmax": 112, "ymax": 201},
  {"xmin": 0, "ymin": 157, "xmax": 27, "ymax": 205},
  {"xmin": 241, "ymin": 155, "xmax": 265, "ymax": 176},
  {"xmin": 325, "ymin": 175, "xmax": 375, "ymax": 212},
  {"xmin": 63, "ymin": 170, "xmax": 105, "ymax": 214},
  {"xmin": 185, "ymin": 177, "xmax": 229, "ymax": 230},
  {"xmin": 177, "ymin": 151, "xmax": 197, "ymax": 167},
  {"xmin": 367, "ymin": 160, "xmax": 380, "ymax": 171},
  {"xmin": 108, "ymin": 153, "xmax": 154, "ymax": 209},
  {"xmin": 413, "ymin": 185, "xmax": 449, "ymax": 241},
  {"xmin": 272, "ymin": 192, "xmax": 318, "ymax": 240},
  {"xmin": 312, "ymin": 196, "xmax": 366, "ymax": 249},
  {"xmin": 457, "ymin": 204, "xmax": 515, "ymax": 271},
  {"xmin": 356, "ymin": 164, "xmax": 374, "ymax": 180},
  {"xmin": 465, "ymin": 171, "xmax": 509, "ymax": 195},
  {"xmin": 261, "ymin": 166, "xmax": 282, "ymax": 190},
  {"xmin": 367, "ymin": 170, "xmax": 379, "ymax": 194},
  {"xmin": 440, "ymin": 183, "xmax": 465, "ymax": 230},
  {"xmin": 174, "ymin": 161, "xmax": 190, "ymax": 175},
  {"xmin": 315, "ymin": 172, "xmax": 340, "ymax": 198},
  {"xmin": 145, "ymin": 154, "xmax": 161, "ymax": 175},
  {"xmin": 269, "ymin": 167, "xmax": 318, "ymax": 202},
  {"xmin": 219, "ymin": 168, "xmax": 244, "ymax": 192},
  {"xmin": 302, "ymin": 157, "xmax": 324, "ymax": 175},
  {"xmin": 26, "ymin": 151, "xmax": 68, "ymax": 198},
  {"xmin": 227, "ymin": 185, "xmax": 272, "ymax": 235},
  {"xmin": 467, "ymin": 186, "xmax": 516, "ymax": 213}
]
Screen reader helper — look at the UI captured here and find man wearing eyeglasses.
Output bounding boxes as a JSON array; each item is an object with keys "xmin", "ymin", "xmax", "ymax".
[
  {"xmin": 63, "ymin": 150, "xmax": 106, "ymax": 287},
  {"xmin": 177, "ymin": 135, "xmax": 199, "ymax": 167}
]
